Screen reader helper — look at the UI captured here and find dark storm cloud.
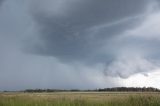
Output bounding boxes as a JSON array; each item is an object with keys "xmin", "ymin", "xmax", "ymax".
[
  {"xmin": 0, "ymin": 0, "xmax": 3, "ymax": 3},
  {"xmin": 24, "ymin": 0, "xmax": 160, "ymax": 79},
  {"xmin": 1, "ymin": 0, "xmax": 160, "ymax": 91},
  {"xmin": 0, "ymin": 0, "xmax": 4, "ymax": 6},
  {"xmin": 0, "ymin": 0, "xmax": 118, "ymax": 90},
  {"xmin": 29, "ymin": 0, "xmax": 149, "ymax": 62}
]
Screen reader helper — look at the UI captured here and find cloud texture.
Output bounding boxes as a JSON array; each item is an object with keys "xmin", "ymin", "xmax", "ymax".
[{"xmin": 0, "ymin": 0, "xmax": 160, "ymax": 90}]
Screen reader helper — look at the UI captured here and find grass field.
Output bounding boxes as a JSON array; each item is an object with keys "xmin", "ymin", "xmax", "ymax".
[{"xmin": 0, "ymin": 92, "xmax": 160, "ymax": 106}]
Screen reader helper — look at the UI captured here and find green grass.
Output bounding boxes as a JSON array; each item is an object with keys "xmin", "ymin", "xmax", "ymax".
[{"xmin": 0, "ymin": 92, "xmax": 160, "ymax": 106}]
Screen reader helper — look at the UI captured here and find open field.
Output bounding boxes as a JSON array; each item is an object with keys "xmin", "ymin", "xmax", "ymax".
[{"xmin": 0, "ymin": 92, "xmax": 160, "ymax": 106}]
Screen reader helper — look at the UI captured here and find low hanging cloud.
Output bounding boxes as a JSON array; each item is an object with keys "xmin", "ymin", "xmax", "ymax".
[
  {"xmin": 0, "ymin": 0, "xmax": 4, "ymax": 7},
  {"xmin": 104, "ymin": 56, "xmax": 158, "ymax": 78},
  {"xmin": 28, "ymin": 0, "xmax": 148, "ymax": 61},
  {"xmin": 1, "ymin": 0, "xmax": 160, "ymax": 90},
  {"xmin": 0, "ymin": 0, "xmax": 3, "ymax": 3},
  {"xmin": 24, "ymin": 0, "xmax": 160, "ymax": 79}
]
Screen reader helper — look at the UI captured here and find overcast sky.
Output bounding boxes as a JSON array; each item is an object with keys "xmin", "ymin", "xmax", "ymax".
[{"xmin": 1, "ymin": 0, "xmax": 160, "ymax": 90}]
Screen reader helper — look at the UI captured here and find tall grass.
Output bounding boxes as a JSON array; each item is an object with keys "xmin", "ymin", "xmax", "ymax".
[{"xmin": 0, "ymin": 92, "xmax": 160, "ymax": 106}]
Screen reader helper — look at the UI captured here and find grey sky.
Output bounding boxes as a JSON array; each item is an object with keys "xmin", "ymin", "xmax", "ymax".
[{"xmin": 0, "ymin": 0, "xmax": 160, "ymax": 90}]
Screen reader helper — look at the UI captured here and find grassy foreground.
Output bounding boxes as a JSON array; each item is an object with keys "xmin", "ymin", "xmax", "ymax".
[{"xmin": 0, "ymin": 92, "xmax": 160, "ymax": 106}]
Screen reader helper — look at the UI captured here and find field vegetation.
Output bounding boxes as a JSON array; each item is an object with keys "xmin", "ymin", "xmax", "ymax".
[{"xmin": 0, "ymin": 92, "xmax": 160, "ymax": 106}]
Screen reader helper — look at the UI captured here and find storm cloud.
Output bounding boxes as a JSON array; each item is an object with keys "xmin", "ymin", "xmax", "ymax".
[
  {"xmin": 29, "ymin": 0, "xmax": 149, "ymax": 61},
  {"xmin": 27, "ymin": 0, "xmax": 160, "ymax": 77},
  {"xmin": 0, "ymin": 0, "xmax": 3, "ymax": 4},
  {"xmin": 1, "ymin": 0, "xmax": 160, "ymax": 90}
]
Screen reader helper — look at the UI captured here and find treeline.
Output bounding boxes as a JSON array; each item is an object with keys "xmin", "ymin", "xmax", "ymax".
[
  {"xmin": 24, "ymin": 87, "xmax": 160, "ymax": 93},
  {"xmin": 24, "ymin": 89, "xmax": 81, "ymax": 93},
  {"xmin": 98, "ymin": 87, "xmax": 160, "ymax": 92}
]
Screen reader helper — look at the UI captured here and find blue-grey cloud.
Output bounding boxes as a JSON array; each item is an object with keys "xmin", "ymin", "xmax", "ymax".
[
  {"xmin": 0, "ymin": 0, "xmax": 3, "ymax": 3},
  {"xmin": 25, "ymin": 0, "xmax": 160, "ymax": 79},
  {"xmin": 0, "ymin": 0, "xmax": 4, "ymax": 7},
  {"xmin": 1, "ymin": 0, "xmax": 160, "ymax": 91},
  {"xmin": 28, "ymin": 0, "xmax": 149, "ymax": 62}
]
